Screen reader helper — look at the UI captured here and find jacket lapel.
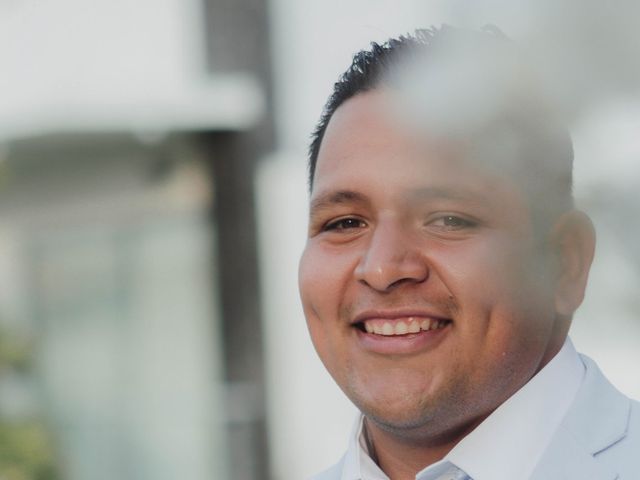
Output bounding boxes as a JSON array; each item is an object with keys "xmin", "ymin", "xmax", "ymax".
[{"xmin": 530, "ymin": 354, "xmax": 631, "ymax": 480}]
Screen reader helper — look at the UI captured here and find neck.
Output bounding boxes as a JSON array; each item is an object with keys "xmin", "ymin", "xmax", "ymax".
[{"xmin": 363, "ymin": 416, "xmax": 483, "ymax": 480}]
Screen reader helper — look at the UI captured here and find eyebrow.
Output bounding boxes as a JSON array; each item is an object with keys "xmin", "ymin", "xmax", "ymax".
[
  {"xmin": 407, "ymin": 186, "xmax": 489, "ymax": 204},
  {"xmin": 310, "ymin": 186, "xmax": 487, "ymax": 213},
  {"xmin": 309, "ymin": 190, "xmax": 369, "ymax": 216}
]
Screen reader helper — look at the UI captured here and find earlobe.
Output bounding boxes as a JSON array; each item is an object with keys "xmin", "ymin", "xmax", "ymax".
[{"xmin": 550, "ymin": 210, "xmax": 596, "ymax": 316}]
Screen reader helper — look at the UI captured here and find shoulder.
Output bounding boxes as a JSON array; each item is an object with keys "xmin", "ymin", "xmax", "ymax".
[
  {"xmin": 308, "ymin": 454, "xmax": 347, "ymax": 480},
  {"xmin": 597, "ymin": 397, "xmax": 640, "ymax": 476},
  {"xmin": 533, "ymin": 354, "xmax": 640, "ymax": 478},
  {"xmin": 573, "ymin": 355, "xmax": 640, "ymax": 476}
]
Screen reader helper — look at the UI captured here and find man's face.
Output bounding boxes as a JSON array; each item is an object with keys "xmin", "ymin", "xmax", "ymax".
[{"xmin": 298, "ymin": 89, "xmax": 568, "ymax": 440}]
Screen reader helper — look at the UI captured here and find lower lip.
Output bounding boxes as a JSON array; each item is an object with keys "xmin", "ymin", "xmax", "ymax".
[{"xmin": 354, "ymin": 323, "xmax": 451, "ymax": 355}]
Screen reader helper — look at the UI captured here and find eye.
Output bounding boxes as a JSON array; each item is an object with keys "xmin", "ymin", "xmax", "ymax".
[
  {"xmin": 428, "ymin": 215, "xmax": 477, "ymax": 231},
  {"xmin": 324, "ymin": 217, "xmax": 367, "ymax": 232}
]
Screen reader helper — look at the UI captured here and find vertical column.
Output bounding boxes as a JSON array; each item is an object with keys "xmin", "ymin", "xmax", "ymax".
[{"xmin": 199, "ymin": 131, "xmax": 270, "ymax": 480}]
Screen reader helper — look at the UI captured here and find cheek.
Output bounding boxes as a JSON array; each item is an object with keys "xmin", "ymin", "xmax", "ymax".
[
  {"xmin": 436, "ymin": 238, "xmax": 557, "ymax": 359},
  {"xmin": 429, "ymin": 236, "xmax": 541, "ymax": 305},
  {"xmin": 298, "ymin": 243, "xmax": 353, "ymax": 312},
  {"xmin": 298, "ymin": 243, "xmax": 357, "ymax": 348},
  {"xmin": 427, "ymin": 236, "xmax": 554, "ymax": 353}
]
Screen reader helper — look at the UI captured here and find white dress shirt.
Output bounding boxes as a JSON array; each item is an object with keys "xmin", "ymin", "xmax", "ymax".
[{"xmin": 339, "ymin": 338, "xmax": 586, "ymax": 480}]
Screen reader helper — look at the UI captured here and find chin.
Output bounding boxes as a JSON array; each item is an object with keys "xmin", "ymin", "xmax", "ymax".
[
  {"xmin": 368, "ymin": 408, "xmax": 434, "ymax": 432},
  {"xmin": 346, "ymin": 376, "xmax": 480, "ymax": 442},
  {"xmin": 352, "ymin": 388, "xmax": 440, "ymax": 433},
  {"xmin": 363, "ymin": 397, "xmax": 488, "ymax": 446}
]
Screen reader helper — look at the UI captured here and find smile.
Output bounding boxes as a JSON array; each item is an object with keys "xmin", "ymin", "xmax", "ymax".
[
  {"xmin": 360, "ymin": 317, "xmax": 450, "ymax": 336},
  {"xmin": 353, "ymin": 314, "xmax": 452, "ymax": 355}
]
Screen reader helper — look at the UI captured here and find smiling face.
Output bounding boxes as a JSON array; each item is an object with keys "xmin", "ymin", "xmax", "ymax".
[{"xmin": 299, "ymin": 89, "xmax": 572, "ymax": 442}]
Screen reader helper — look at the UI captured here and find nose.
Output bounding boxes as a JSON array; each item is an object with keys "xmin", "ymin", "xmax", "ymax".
[{"xmin": 354, "ymin": 220, "xmax": 429, "ymax": 292}]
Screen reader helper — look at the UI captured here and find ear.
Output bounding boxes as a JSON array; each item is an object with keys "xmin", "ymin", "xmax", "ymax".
[{"xmin": 549, "ymin": 210, "xmax": 596, "ymax": 316}]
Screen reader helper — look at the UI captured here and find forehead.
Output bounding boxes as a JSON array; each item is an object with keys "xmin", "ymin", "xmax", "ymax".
[{"xmin": 313, "ymin": 89, "xmax": 529, "ymax": 209}]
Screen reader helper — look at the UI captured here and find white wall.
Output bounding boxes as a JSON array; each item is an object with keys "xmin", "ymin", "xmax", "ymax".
[{"xmin": 0, "ymin": 0, "xmax": 262, "ymax": 138}]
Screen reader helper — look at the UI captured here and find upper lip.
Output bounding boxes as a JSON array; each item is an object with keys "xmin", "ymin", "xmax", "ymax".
[{"xmin": 351, "ymin": 309, "xmax": 451, "ymax": 325}]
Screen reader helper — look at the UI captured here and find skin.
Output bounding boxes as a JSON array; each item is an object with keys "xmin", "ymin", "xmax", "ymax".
[{"xmin": 298, "ymin": 89, "xmax": 595, "ymax": 480}]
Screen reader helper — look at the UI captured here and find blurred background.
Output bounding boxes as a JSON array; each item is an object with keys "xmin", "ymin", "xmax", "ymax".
[{"xmin": 0, "ymin": 1, "xmax": 639, "ymax": 479}]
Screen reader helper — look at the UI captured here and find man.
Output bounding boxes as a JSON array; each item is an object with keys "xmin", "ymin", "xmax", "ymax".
[{"xmin": 298, "ymin": 27, "xmax": 640, "ymax": 480}]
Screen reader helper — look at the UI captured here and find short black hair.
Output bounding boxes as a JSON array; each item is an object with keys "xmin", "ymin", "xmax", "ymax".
[
  {"xmin": 307, "ymin": 26, "xmax": 574, "ymax": 227},
  {"xmin": 308, "ymin": 28, "xmax": 440, "ymax": 188}
]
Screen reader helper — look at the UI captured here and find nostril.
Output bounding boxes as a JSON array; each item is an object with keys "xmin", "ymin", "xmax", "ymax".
[
  {"xmin": 387, "ymin": 275, "xmax": 427, "ymax": 290},
  {"xmin": 357, "ymin": 271, "xmax": 428, "ymax": 293},
  {"xmin": 354, "ymin": 228, "xmax": 429, "ymax": 291}
]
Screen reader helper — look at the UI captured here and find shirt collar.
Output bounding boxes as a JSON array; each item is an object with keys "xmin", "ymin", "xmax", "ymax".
[
  {"xmin": 343, "ymin": 337, "xmax": 585, "ymax": 480},
  {"xmin": 342, "ymin": 416, "xmax": 388, "ymax": 480}
]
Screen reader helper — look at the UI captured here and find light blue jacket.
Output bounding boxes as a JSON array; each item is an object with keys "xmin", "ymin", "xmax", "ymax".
[{"xmin": 312, "ymin": 355, "xmax": 640, "ymax": 480}]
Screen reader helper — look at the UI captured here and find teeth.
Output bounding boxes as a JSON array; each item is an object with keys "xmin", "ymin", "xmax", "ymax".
[
  {"xmin": 408, "ymin": 321, "xmax": 420, "ymax": 333},
  {"xmin": 362, "ymin": 318, "xmax": 449, "ymax": 336},
  {"xmin": 382, "ymin": 322, "xmax": 394, "ymax": 335},
  {"xmin": 395, "ymin": 321, "xmax": 408, "ymax": 335}
]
